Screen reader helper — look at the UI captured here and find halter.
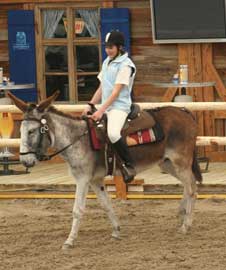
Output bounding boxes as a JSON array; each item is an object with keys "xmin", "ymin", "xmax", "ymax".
[{"xmin": 20, "ymin": 117, "xmax": 88, "ymax": 161}]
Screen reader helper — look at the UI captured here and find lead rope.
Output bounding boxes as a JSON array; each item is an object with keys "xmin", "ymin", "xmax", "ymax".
[{"xmin": 39, "ymin": 130, "xmax": 89, "ymax": 161}]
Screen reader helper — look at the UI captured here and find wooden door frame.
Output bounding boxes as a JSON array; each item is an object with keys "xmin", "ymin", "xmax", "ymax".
[{"xmin": 34, "ymin": 3, "xmax": 101, "ymax": 103}]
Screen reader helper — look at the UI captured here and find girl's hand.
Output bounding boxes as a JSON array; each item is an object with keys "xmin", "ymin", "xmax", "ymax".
[{"xmin": 90, "ymin": 109, "xmax": 104, "ymax": 121}]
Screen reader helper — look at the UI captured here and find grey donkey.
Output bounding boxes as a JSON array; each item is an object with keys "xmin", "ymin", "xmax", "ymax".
[{"xmin": 8, "ymin": 91, "xmax": 202, "ymax": 250}]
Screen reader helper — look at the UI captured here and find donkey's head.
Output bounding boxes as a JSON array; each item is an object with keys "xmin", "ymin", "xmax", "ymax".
[{"xmin": 8, "ymin": 91, "xmax": 59, "ymax": 168}]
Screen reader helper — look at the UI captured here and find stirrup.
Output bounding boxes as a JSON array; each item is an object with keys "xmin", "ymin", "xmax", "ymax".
[{"xmin": 121, "ymin": 163, "xmax": 136, "ymax": 183}]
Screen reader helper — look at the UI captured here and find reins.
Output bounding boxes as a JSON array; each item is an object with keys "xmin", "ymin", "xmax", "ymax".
[
  {"xmin": 20, "ymin": 117, "xmax": 88, "ymax": 161},
  {"xmin": 42, "ymin": 130, "xmax": 88, "ymax": 161}
]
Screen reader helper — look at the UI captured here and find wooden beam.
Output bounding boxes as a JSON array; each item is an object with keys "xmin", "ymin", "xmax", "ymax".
[
  {"xmin": 202, "ymin": 44, "xmax": 216, "ymax": 152},
  {"xmin": 0, "ymin": 138, "xmax": 20, "ymax": 147},
  {"xmin": 0, "ymin": 0, "xmax": 108, "ymax": 4},
  {"xmin": 2, "ymin": 102, "xmax": 226, "ymax": 113},
  {"xmin": 3, "ymin": 136, "xmax": 226, "ymax": 147},
  {"xmin": 207, "ymin": 151, "xmax": 226, "ymax": 162},
  {"xmin": 67, "ymin": 7, "xmax": 76, "ymax": 102},
  {"xmin": 161, "ymin": 87, "xmax": 177, "ymax": 102},
  {"xmin": 214, "ymin": 111, "xmax": 226, "ymax": 119},
  {"xmin": 102, "ymin": 2, "xmax": 114, "ymax": 8},
  {"xmin": 34, "ymin": 6, "xmax": 44, "ymax": 101},
  {"xmin": 196, "ymin": 136, "xmax": 226, "ymax": 146},
  {"xmin": 113, "ymin": 176, "xmax": 127, "ymax": 199}
]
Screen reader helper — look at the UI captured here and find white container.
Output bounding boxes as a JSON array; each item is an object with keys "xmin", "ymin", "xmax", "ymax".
[
  {"xmin": 174, "ymin": 95, "xmax": 193, "ymax": 102},
  {"xmin": 172, "ymin": 73, "xmax": 179, "ymax": 84},
  {"xmin": 0, "ymin": 67, "xmax": 3, "ymax": 84},
  {"xmin": 179, "ymin": 64, "xmax": 188, "ymax": 84}
]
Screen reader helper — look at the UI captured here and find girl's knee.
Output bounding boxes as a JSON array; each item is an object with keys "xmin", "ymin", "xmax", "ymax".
[{"xmin": 108, "ymin": 130, "xmax": 120, "ymax": 143}]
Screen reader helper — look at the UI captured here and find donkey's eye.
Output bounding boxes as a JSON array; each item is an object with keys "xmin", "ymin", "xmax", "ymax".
[{"xmin": 28, "ymin": 129, "xmax": 36, "ymax": 135}]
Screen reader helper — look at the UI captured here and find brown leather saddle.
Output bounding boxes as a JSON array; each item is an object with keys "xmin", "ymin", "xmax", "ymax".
[
  {"xmin": 85, "ymin": 103, "xmax": 164, "ymax": 176},
  {"xmin": 87, "ymin": 103, "xmax": 156, "ymax": 138}
]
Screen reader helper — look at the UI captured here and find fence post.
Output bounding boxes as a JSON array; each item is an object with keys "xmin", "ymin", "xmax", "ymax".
[{"xmin": 114, "ymin": 175, "xmax": 127, "ymax": 199}]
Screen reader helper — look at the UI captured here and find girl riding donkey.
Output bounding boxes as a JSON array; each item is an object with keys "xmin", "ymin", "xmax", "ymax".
[
  {"xmin": 83, "ymin": 30, "xmax": 136, "ymax": 183},
  {"xmin": 7, "ymin": 31, "xmax": 202, "ymax": 250}
]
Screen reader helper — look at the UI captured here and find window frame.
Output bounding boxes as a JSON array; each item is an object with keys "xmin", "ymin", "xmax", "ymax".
[{"xmin": 35, "ymin": 3, "xmax": 101, "ymax": 103}]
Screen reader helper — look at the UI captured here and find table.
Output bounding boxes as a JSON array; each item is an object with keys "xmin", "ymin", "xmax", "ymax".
[
  {"xmin": 0, "ymin": 83, "xmax": 35, "ymax": 91},
  {"xmin": 0, "ymin": 83, "xmax": 34, "ymax": 175},
  {"xmin": 0, "ymin": 83, "xmax": 35, "ymax": 103},
  {"xmin": 150, "ymin": 82, "xmax": 216, "ymax": 88},
  {"xmin": 150, "ymin": 81, "xmax": 216, "ymax": 102},
  {"xmin": 0, "ymin": 157, "xmax": 29, "ymax": 175}
]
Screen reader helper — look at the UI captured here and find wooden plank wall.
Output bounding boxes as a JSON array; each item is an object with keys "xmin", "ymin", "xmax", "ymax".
[
  {"xmin": 115, "ymin": 0, "xmax": 178, "ymax": 102},
  {"xmin": 0, "ymin": 4, "xmax": 24, "ymax": 78}
]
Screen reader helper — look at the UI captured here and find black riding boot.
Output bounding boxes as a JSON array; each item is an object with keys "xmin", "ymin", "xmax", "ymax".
[{"xmin": 113, "ymin": 138, "xmax": 136, "ymax": 183}]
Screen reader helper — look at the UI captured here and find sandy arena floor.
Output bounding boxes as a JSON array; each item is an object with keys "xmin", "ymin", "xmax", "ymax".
[{"xmin": 0, "ymin": 198, "xmax": 226, "ymax": 270}]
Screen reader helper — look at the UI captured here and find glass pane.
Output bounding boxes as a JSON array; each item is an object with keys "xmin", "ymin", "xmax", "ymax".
[
  {"xmin": 42, "ymin": 10, "xmax": 67, "ymax": 39},
  {"xmin": 78, "ymin": 75, "xmax": 99, "ymax": 101},
  {"xmin": 46, "ymin": 76, "xmax": 69, "ymax": 101},
  {"xmin": 74, "ymin": 9, "xmax": 99, "ymax": 38},
  {"xmin": 75, "ymin": 45, "xmax": 99, "ymax": 72},
  {"xmin": 45, "ymin": 46, "xmax": 68, "ymax": 72}
]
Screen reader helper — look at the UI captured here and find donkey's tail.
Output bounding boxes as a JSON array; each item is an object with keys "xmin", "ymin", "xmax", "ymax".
[{"xmin": 192, "ymin": 150, "xmax": 203, "ymax": 183}]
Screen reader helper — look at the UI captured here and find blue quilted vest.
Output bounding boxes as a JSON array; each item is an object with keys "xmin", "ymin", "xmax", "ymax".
[{"xmin": 101, "ymin": 53, "xmax": 136, "ymax": 113}]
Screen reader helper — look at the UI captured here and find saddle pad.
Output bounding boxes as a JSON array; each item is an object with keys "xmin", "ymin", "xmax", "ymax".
[
  {"xmin": 126, "ymin": 123, "xmax": 164, "ymax": 147},
  {"xmin": 87, "ymin": 119, "xmax": 102, "ymax": 151}
]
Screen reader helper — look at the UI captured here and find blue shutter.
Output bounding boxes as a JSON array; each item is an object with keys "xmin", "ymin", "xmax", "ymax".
[
  {"xmin": 8, "ymin": 10, "xmax": 37, "ymax": 102},
  {"xmin": 100, "ymin": 8, "xmax": 130, "ymax": 61}
]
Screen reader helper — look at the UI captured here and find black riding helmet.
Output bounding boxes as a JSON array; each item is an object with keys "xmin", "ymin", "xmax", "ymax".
[{"xmin": 104, "ymin": 30, "xmax": 125, "ymax": 47}]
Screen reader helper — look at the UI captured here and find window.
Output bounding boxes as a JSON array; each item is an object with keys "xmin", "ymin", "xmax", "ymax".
[{"xmin": 35, "ymin": 5, "xmax": 101, "ymax": 103}]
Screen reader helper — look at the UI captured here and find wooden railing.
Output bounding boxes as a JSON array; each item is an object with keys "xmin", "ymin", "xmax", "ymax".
[
  {"xmin": 1, "ymin": 103, "xmax": 226, "ymax": 199},
  {"xmin": 1, "ymin": 102, "xmax": 226, "ymax": 113}
]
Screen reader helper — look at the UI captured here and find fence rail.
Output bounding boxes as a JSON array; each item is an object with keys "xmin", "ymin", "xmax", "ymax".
[
  {"xmin": 1, "ymin": 137, "xmax": 226, "ymax": 147},
  {"xmin": 1, "ymin": 102, "xmax": 226, "ymax": 113},
  {"xmin": 1, "ymin": 103, "xmax": 226, "ymax": 147},
  {"xmin": 1, "ymin": 102, "xmax": 226, "ymax": 199}
]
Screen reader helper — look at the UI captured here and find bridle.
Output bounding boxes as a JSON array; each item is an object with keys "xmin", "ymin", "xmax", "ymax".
[{"xmin": 20, "ymin": 117, "xmax": 88, "ymax": 161}]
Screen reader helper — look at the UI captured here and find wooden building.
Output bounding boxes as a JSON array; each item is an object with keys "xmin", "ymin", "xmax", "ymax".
[{"xmin": 1, "ymin": 0, "xmax": 226, "ymax": 161}]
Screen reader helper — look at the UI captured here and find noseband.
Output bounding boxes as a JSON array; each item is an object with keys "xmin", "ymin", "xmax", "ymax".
[{"xmin": 20, "ymin": 117, "xmax": 88, "ymax": 161}]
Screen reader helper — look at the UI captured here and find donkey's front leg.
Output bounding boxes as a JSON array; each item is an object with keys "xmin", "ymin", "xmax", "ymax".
[
  {"xmin": 63, "ymin": 179, "xmax": 89, "ymax": 249},
  {"xmin": 90, "ymin": 181, "xmax": 120, "ymax": 239}
]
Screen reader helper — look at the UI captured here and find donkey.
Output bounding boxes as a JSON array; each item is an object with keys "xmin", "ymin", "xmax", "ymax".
[{"xmin": 8, "ymin": 91, "xmax": 202, "ymax": 249}]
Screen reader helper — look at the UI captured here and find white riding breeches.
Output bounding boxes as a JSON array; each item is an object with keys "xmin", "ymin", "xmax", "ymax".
[{"xmin": 106, "ymin": 109, "xmax": 128, "ymax": 143}]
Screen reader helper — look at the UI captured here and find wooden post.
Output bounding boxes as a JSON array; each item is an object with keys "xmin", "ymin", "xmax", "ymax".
[
  {"xmin": 202, "ymin": 44, "xmax": 217, "ymax": 153},
  {"xmin": 113, "ymin": 176, "xmax": 127, "ymax": 200},
  {"xmin": 102, "ymin": 1, "xmax": 114, "ymax": 8}
]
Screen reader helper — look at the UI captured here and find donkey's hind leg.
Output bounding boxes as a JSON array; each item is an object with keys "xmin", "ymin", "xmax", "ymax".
[
  {"xmin": 63, "ymin": 176, "xmax": 90, "ymax": 249},
  {"xmin": 159, "ymin": 159, "xmax": 186, "ymax": 215},
  {"xmin": 175, "ymin": 167, "xmax": 197, "ymax": 233},
  {"xmin": 90, "ymin": 180, "xmax": 120, "ymax": 239},
  {"xmin": 159, "ymin": 158, "xmax": 197, "ymax": 233}
]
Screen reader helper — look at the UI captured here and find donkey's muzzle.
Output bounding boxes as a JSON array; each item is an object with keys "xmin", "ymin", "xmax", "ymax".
[
  {"xmin": 22, "ymin": 160, "xmax": 35, "ymax": 168},
  {"xmin": 37, "ymin": 154, "xmax": 50, "ymax": 161}
]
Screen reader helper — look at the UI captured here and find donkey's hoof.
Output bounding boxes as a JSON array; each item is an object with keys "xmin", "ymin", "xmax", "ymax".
[
  {"xmin": 62, "ymin": 242, "xmax": 74, "ymax": 250},
  {"xmin": 178, "ymin": 224, "xmax": 188, "ymax": 234},
  {"xmin": 111, "ymin": 231, "xmax": 121, "ymax": 240}
]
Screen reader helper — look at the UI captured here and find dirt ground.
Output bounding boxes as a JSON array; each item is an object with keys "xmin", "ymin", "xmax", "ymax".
[{"xmin": 1, "ymin": 198, "xmax": 226, "ymax": 270}]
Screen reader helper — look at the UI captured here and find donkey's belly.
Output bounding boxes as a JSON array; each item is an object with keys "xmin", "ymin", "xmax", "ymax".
[{"xmin": 129, "ymin": 141, "xmax": 165, "ymax": 169}]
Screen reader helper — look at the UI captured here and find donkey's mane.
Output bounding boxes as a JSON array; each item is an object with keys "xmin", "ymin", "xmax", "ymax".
[{"xmin": 48, "ymin": 106, "xmax": 83, "ymax": 121}]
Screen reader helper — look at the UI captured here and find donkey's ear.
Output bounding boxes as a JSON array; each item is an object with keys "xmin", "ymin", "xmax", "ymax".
[
  {"xmin": 37, "ymin": 90, "xmax": 60, "ymax": 112},
  {"xmin": 7, "ymin": 91, "xmax": 28, "ymax": 112}
]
